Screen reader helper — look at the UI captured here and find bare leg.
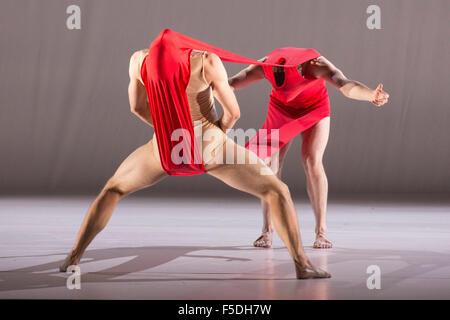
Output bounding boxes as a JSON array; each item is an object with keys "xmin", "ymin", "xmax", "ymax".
[
  {"xmin": 60, "ymin": 138, "xmax": 167, "ymax": 271},
  {"xmin": 254, "ymin": 140, "xmax": 292, "ymax": 248},
  {"xmin": 207, "ymin": 135, "xmax": 330, "ymax": 279},
  {"xmin": 301, "ymin": 117, "xmax": 332, "ymax": 249}
]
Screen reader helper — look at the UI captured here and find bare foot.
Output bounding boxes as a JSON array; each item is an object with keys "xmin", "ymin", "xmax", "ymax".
[
  {"xmin": 253, "ymin": 231, "xmax": 273, "ymax": 248},
  {"xmin": 313, "ymin": 232, "xmax": 333, "ymax": 249},
  {"xmin": 295, "ymin": 259, "xmax": 331, "ymax": 279},
  {"xmin": 59, "ymin": 251, "xmax": 80, "ymax": 272}
]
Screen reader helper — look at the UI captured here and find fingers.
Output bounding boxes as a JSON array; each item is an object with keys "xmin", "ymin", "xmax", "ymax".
[
  {"xmin": 310, "ymin": 59, "xmax": 326, "ymax": 67},
  {"xmin": 372, "ymin": 97, "xmax": 384, "ymax": 106},
  {"xmin": 372, "ymin": 97, "xmax": 388, "ymax": 106},
  {"xmin": 377, "ymin": 84, "xmax": 389, "ymax": 98},
  {"xmin": 376, "ymin": 83, "xmax": 383, "ymax": 91},
  {"xmin": 379, "ymin": 89, "xmax": 389, "ymax": 99},
  {"xmin": 373, "ymin": 99, "xmax": 385, "ymax": 106},
  {"xmin": 377, "ymin": 92, "xmax": 389, "ymax": 101},
  {"xmin": 372, "ymin": 83, "xmax": 389, "ymax": 106}
]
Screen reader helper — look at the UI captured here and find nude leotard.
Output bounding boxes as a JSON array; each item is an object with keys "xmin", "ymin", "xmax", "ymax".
[
  {"xmin": 141, "ymin": 29, "xmax": 297, "ymax": 175},
  {"xmin": 138, "ymin": 47, "xmax": 293, "ymax": 207},
  {"xmin": 152, "ymin": 51, "xmax": 227, "ymax": 167}
]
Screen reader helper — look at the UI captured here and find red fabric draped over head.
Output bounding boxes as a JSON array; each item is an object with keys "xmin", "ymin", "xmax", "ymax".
[
  {"xmin": 141, "ymin": 29, "xmax": 299, "ymax": 176},
  {"xmin": 246, "ymin": 47, "xmax": 330, "ymax": 159}
]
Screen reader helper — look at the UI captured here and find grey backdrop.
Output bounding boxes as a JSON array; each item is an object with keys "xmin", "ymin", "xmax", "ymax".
[{"xmin": 1, "ymin": 0, "xmax": 449, "ymax": 197}]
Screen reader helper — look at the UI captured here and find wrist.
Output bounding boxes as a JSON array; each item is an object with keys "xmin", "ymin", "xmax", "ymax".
[{"xmin": 369, "ymin": 90, "xmax": 377, "ymax": 102}]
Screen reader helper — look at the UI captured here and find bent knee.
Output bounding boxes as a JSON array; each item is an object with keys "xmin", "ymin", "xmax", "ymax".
[
  {"xmin": 103, "ymin": 178, "xmax": 128, "ymax": 197},
  {"xmin": 261, "ymin": 180, "xmax": 291, "ymax": 202}
]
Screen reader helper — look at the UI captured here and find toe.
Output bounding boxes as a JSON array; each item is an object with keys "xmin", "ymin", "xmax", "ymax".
[
  {"xmin": 254, "ymin": 234, "xmax": 272, "ymax": 248},
  {"xmin": 254, "ymin": 239, "xmax": 268, "ymax": 248}
]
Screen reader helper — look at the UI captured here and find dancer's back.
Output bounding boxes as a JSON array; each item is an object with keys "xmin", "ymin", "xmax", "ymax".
[
  {"xmin": 186, "ymin": 50, "xmax": 219, "ymax": 125},
  {"xmin": 136, "ymin": 49, "xmax": 227, "ymax": 166}
]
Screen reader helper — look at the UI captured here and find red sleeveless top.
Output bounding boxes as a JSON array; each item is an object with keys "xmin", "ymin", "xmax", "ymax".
[{"xmin": 246, "ymin": 47, "xmax": 331, "ymax": 158}]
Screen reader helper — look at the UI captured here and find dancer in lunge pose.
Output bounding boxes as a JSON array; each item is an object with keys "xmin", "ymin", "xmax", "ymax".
[{"xmin": 60, "ymin": 30, "xmax": 331, "ymax": 279}]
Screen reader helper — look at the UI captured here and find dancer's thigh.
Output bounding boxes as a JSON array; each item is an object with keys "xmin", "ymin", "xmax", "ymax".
[
  {"xmin": 301, "ymin": 117, "xmax": 330, "ymax": 161},
  {"xmin": 268, "ymin": 139, "xmax": 293, "ymax": 177},
  {"xmin": 205, "ymin": 137, "xmax": 284, "ymax": 198},
  {"xmin": 107, "ymin": 136, "xmax": 167, "ymax": 195}
]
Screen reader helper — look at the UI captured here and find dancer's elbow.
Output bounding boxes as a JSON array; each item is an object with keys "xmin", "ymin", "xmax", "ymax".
[
  {"xmin": 129, "ymin": 103, "xmax": 143, "ymax": 118},
  {"xmin": 230, "ymin": 110, "xmax": 241, "ymax": 121},
  {"xmin": 228, "ymin": 78, "xmax": 237, "ymax": 91},
  {"xmin": 129, "ymin": 103, "xmax": 141, "ymax": 116},
  {"xmin": 338, "ymin": 80, "xmax": 357, "ymax": 97}
]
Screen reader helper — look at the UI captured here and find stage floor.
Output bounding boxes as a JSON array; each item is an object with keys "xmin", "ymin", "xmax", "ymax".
[{"xmin": 0, "ymin": 196, "xmax": 449, "ymax": 299}]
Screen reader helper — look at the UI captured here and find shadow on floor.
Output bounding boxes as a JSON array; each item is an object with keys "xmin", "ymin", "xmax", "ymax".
[{"xmin": 0, "ymin": 245, "xmax": 449, "ymax": 293}]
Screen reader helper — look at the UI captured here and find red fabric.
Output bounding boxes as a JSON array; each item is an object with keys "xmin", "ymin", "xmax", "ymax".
[
  {"xmin": 141, "ymin": 29, "xmax": 297, "ymax": 175},
  {"xmin": 246, "ymin": 47, "xmax": 331, "ymax": 158}
]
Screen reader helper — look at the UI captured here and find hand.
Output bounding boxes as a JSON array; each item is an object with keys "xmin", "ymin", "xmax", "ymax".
[
  {"xmin": 371, "ymin": 83, "xmax": 389, "ymax": 106},
  {"xmin": 309, "ymin": 58, "xmax": 327, "ymax": 67}
]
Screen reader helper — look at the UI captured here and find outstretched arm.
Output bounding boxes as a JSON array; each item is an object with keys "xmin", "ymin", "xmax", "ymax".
[
  {"xmin": 128, "ymin": 50, "xmax": 153, "ymax": 126},
  {"xmin": 304, "ymin": 56, "xmax": 389, "ymax": 106},
  {"xmin": 204, "ymin": 53, "xmax": 241, "ymax": 132},
  {"xmin": 228, "ymin": 57, "xmax": 267, "ymax": 91}
]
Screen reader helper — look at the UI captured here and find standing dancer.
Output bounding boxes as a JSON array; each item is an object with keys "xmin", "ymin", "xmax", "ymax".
[
  {"xmin": 229, "ymin": 48, "xmax": 389, "ymax": 249},
  {"xmin": 60, "ymin": 30, "xmax": 330, "ymax": 279}
]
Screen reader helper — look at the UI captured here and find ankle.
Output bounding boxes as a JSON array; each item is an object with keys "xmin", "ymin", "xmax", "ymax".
[
  {"xmin": 262, "ymin": 227, "xmax": 273, "ymax": 234},
  {"xmin": 315, "ymin": 226, "xmax": 327, "ymax": 235},
  {"xmin": 68, "ymin": 248, "xmax": 81, "ymax": 263},
  {"xmin": 294, "ymin": 256, "xmax": 310, "ymax": 269}
]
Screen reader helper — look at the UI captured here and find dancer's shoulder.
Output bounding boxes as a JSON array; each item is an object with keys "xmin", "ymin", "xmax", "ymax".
[
  {"xmin": 130, "ymin": 49, "xmax": 148, "ymax": 64},
  {"xmin": 129, "ymin": 49, "xmax": 148, "ymax": 81},
  {"xmin": 203, "ymin": 52, "xmax": 222, "ymax": 71}
]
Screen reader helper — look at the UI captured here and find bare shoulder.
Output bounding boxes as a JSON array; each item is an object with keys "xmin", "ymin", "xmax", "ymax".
[
  {"xmin": 203, "ymin": 52, "xmax": 222, "ymax": 68},
  {"xmin": 306, "ymin": 56, "xmax": 334, "ymax": 69},
  {"xmin": 191, "ymin": 49, "xmax": 205, "ymax": 57},
  {"xmin": 130, "ymin": 49, "xmax": 148, "ymax": 67},
  {"xmin": 302, "ymin": 55, "xmax": 336, "ymax": 79},
  {"xmin": 203, "ymin": 52, "xmax": 228, "ymax": 84},
  {"xmin": 129, "ymin": 49, "xmax": 149, "ymax": 81}
]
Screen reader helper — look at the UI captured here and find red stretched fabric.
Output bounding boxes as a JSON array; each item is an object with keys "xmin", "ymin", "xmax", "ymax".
[
  {"xmin": 246, "ymin": 47, "xmax": 331, "ymax": 158},
  {"xmin": 140, "ymin": 29, "xmax": 297, "ymax": 176}
]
